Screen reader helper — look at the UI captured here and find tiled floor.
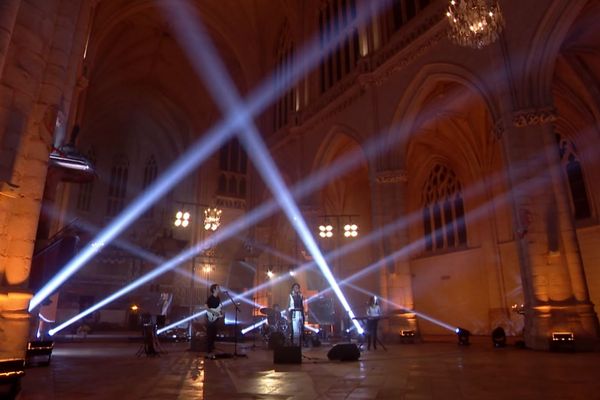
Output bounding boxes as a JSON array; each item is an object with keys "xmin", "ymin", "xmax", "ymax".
[{"xmin": 18, "ymin": 337, "xmax": 600, "ymax": 399}]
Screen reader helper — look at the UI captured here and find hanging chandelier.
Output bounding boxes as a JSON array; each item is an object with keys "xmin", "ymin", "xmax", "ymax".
[
  {"xmin": 446, "ymin": 0, "xmax": 505, "ymax": 49},
  {"xmin": 203, "ymin": 207, "xmax": 222, "ymax": 231}
]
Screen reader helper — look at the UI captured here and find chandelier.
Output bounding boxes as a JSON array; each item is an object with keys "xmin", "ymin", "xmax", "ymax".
[
  {"xmin": 446, "ymin": 0, "xmax": 505, "ymax": 49},
  {"xmin": 203, "ymin": 207, "xmax": 222, "ymax": 231}
]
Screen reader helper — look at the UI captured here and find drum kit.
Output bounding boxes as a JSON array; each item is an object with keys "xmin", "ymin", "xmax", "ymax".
[{"xmin": 258, "ymin": 306, "xmax": 289, "ymax": 344}]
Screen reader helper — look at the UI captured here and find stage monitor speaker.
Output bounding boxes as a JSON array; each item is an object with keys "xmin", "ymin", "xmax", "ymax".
[
  {"xmin": 327, "ymin": 343, "xmax": 360, "ymax": 361},
  {"xmin": 273, "ymin": 346, "xmax": 301, "ymax": 364},
  {"xmin": 268, "ymin": 332, "xmax": 285, "ymax": 350}
]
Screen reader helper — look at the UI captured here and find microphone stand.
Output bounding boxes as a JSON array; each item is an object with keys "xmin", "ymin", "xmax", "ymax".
[{"xmin": 223, "ymin": 291, "xmax": 247, "ymax": 358}]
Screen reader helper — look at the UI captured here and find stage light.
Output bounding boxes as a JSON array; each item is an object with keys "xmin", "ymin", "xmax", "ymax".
[
  {"xmin": 174, "ymin": 210, "xmax": 191, "ymax": 228},
  {"xmin": 241, "ymin": 319, "xmax": 267, "ymax": 335},
  {"xmin": 455, "ymin": 327, "xmax": 470, "ymax": 345},
  {"xmin": 550, "ymin": 331, "xmax": 575, "ymax": 352},
  {"xmin": 551, "ymin": 331, "xmax": 575, "ymax": 342},
  {"xmin": 491, "ymin": 326, "xmax": 506, "ymax": 348},
  {"xmin": 304, "ymin": 325, "xmax": 319, "ymax": 334},
  {"xmin": 343, "ymin": 223, "xmax": 358, "ymax": 238},
  {"xmin": 289, "ymin": 270, "xmax": 295, "ymax": 277},
  {"xmin": 267, "ymin": 270, "xmax": 274, "ymax": 279},
  {"xmin": 130, "ymin": 305, "xmax": 138, "ymax": 312}
]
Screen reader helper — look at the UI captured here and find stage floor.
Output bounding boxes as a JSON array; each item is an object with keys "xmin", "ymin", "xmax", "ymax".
[{"xmin": 18, "ymin": 336, "xmax": 600, "ymax": 399}]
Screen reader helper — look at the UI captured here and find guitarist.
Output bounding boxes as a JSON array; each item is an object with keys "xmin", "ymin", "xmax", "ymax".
[{"xmin": 205, "ymin": 283, "xmax": 223, "ymax": 358}]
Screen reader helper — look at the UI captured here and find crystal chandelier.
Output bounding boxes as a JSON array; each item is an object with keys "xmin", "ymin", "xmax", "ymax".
[
  {"xmin": 446, "ymin": 0, "xmax": 505, "ymax": 49},
  {"xmin": 203, "ymin": 207, "xmax": 222, "ymax": 231}
]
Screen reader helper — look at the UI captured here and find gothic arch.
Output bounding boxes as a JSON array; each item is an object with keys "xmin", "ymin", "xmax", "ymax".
[
  {"xmin": 388, "ymin": 63, "xmax": 501, "ymax": 161},
  {"xmin": 311, "ymin": 124, "xmax": 367, "ymax": 175},
  {"xmin": 523, "ymin": 0, "xmax": 589, "ymax": 108}
]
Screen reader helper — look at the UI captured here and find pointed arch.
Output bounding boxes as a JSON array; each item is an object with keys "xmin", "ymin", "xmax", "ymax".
[{"xmin": 388, "ymin": 63, "xmax": 502, "ymax": 162}]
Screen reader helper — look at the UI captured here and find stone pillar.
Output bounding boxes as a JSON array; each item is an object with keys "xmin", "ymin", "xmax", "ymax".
[
  {"xmin": 372, "ymin": 168, "xmax": 417, "ymax": 339},
  {"xmin": 0, "ymin": 0, "xmax": 21, "ymax": 79},
  {"xmin": 504, "ymin": 108, "xmax": 599, "ymax": 350},
  {"xmin": 0, "ymin": 0, "xmax": 89, "ymax": 360}
]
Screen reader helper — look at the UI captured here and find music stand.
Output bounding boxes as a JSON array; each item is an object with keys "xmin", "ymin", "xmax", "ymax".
[
  {"xmin": 223, "ymin": 291, "xmax": 247, "ymax": 358},
  {"xmin": 136, "ymin": 321, "xmax": 164, "ymax": 357},
  {"xmin": 352, "ymin": 316, "xmax": 388, "ymax": 352}
]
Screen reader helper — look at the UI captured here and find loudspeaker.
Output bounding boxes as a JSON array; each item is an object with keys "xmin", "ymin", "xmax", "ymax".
[
  {"xmin": 268, "ymin": 332, "xmax": 285, "ymax": 350},
  {"xmin": 273, "ymin": 346, "xmax": 301, "ymax": 364},
  {"xmin": 327, "ymin": 343, "xmax": 360, "ymax": 361}
]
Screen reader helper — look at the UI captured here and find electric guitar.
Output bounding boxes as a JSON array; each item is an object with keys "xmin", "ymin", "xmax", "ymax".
[{"xmin": 206, "ymin": 304, "xmax": 223, "ymax": 323}]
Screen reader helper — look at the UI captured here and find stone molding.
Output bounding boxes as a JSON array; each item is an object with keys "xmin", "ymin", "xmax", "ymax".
[
  {"xmin": 375, "ymin": 169, "xmax": 408, "ymax": 184},
  {"xmin": 512, "ymin": 108, "xmax": 557, "ymax": 127},
  {"xmin": 288, "ymin": 10, "xmax": 446, "ymax": 133}
]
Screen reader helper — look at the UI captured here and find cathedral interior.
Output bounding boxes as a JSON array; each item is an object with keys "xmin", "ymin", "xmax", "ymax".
[{"xmin": 0, "ymin": 0, "xmax": 599, "ymax": 398}]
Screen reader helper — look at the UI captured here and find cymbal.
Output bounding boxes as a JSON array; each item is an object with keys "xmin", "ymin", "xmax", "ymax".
[{"xmin": 259, "ymin": 307, "xmax": 274, "ymax": 315}]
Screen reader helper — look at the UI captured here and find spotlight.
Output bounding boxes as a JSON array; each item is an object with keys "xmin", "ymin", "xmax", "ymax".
[
  {"xmin": 491, "ymin": 327, "xmax": 506, "ymax": 348},
  {"xmin": 400, "ymin": 329, "xmax": 416, "ymax": 343},
  {"xmin": 267, "ymin": 270, "xmax": 274, "ymax": 279},
  {"xmin": 455, "ymin": 327, "xmax": 470, "ymax": 345},
  {"xmin": 289, "ymin": 270, "xmax": 295, "ymax": 277},
  {"xmin": 343, "ymin": 223, "xmax": 358, "ymax": 238},
  {"xmin": 550, "ymin": 331, "xmax": 575, "ymax": 352},
  {"xmin": 174, "ymin": 209, "xmax": 190, "ymax": 228},
  {"xmin": 241, "ymin": 319, "xmax": 267, "ymax": 335}
]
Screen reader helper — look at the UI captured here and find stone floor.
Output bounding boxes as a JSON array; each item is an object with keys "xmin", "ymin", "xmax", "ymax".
[{"xmin": 17, "ymin": 336, "xmax": 600, "ymax": 400}]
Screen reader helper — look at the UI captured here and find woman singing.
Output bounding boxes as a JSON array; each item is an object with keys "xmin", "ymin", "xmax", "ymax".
[
  {"xmin": 366, "ymin": 296, "xmax": 382, "ymax": 350},
  {"xmin": 288, "ymin": 283, "xmax": 304, "ymax": 346}
]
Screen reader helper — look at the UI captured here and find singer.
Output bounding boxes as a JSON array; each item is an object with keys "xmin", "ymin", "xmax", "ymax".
[{"xmin": 288, "ymin": 283, "xmax": 304, "ymax": 346}]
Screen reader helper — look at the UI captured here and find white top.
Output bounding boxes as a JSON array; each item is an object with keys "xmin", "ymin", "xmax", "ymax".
[
  {"xmin": 366, "ymin": 304, "xmax": 381, "ymax": 318},
  {"xmin": 288, "ymin": 293, "xmax": 304, "ymax": 313}
]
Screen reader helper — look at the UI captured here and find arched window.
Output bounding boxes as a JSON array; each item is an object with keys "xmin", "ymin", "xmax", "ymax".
[
  {"xmin": 273, "ymin": 20, "xmax": 296, "ymax": 132},
  {"xmin": 76, "ymin": 148, "xmax": 96, "ymax": 212},
  {"xmin": 106, "ymin": 154, "xmax": 129, "ymax": 216},
  {"xmin": 142, "ymin": 155, "xmax": 158, "ymax": 218},
  {"xmin": 384, "ymin": 1, "xmax": 431, "ymax": 42},
  {"xmin": 218, "ymin": 138, "xmax": 247, "ymax": 199},
  {"xmin": 318, "ymin": 0, "xmax": 361, "ymax": 94},
  {"xmin": 556, "ymin": 134, "xmax": 591, "ymax": 220},
  {"xmin": 422, "ymin": 164, "xmax": 467, "ymax": 251}
]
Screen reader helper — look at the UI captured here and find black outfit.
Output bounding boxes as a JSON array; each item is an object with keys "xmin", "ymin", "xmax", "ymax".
[
  {"xmin": 367, "ymin": 319, "xmax": 378, "ymax": 350},
  {"xmin": 206, "ymin": 294, "xmax": 221, "ymax": 353}
]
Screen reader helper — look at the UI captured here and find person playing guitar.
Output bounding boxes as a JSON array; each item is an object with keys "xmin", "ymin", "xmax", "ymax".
[{"xmin": 205, "ymin": 284, "xmax": 223, "ymax": 358}]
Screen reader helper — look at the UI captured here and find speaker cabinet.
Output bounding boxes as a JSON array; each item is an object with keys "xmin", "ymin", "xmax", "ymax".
[
  {"xmin": 273, "ymin": 346, "xmax": 301, "ymax": 364},
  {"xmin": 327, "ymin": 343, "xmax": 360, "ymax": 361}
]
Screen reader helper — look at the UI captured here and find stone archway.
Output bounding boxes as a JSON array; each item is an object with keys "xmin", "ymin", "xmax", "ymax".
[
  {"xmin": 311, "ymin": 127, "xmax": 375, "ymax": 329},
  {"xmin": 396, "ymin": 76, "xmax": 515, "ymax": 336}
]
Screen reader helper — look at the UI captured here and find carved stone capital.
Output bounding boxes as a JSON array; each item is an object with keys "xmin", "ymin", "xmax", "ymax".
[
  {"xmin": 512, "ymin": 108, "xmax": 557, "ymax": 128},
  {"xmin": 376, "ymin": 169, "xmax": 408, "ymax": 184}
]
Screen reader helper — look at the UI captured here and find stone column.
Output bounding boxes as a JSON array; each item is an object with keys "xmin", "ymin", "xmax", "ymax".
[
  {"xmin": 0, "ymin": 0, "xmax": 21, "ymax": 79},
  {"xmin": 0, "ymin": 0, "xmax": 89, "ymax": 360},
  {"xmin": 371, "ymin": 168, "xmax": 417, "ymax": 339},
  {"xmin": 504, "ymin": 108, "xmax": 599, "ymax": 350}
]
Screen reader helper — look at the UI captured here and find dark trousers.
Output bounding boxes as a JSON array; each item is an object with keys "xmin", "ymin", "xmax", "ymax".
[
  {"xmin": 367, "ymin": 319, "xmax": 379, "ymax": 350},
  {"xmin": 206, "ymin": 321, "xmax": 218, "ymax": 353}
]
